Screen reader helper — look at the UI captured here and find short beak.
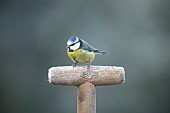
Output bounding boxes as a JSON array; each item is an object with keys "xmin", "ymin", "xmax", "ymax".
[{"xmin": 66, "ymin": 45, "xmax": 70, "ymax": 48}]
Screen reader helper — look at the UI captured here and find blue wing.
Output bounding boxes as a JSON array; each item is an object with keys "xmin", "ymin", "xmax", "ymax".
[{"xmin": 80, "ymin": 39, "xmax": 109, "ymax": 55}]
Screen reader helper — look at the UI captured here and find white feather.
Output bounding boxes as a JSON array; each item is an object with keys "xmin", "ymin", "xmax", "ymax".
[
  {"xmin": 67, "ymin": 40, "xmax": 72, "ymax": 46},
  {"xmin": 70, "ymin": 42, "xmax": 80, "ymax": 51},
  {"xmin": 67, "ymin": 37, "xmax": 79, "ymax": 46}
]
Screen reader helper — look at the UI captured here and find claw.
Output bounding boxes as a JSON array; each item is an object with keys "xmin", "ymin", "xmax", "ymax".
[
  {"xmin": 72, "ymin": 63, "xmax": 77, "ymax": 67},
  {"xmin": 87, "ymin": 62, "xmax": 91, "ymax": 68}
]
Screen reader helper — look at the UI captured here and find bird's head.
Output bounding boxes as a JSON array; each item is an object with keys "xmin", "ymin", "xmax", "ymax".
[{"xmin": 67, "ymin": 36, "xmax": 82, "ymax": 52}]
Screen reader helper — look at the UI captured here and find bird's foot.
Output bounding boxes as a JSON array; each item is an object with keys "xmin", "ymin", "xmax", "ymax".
[
  {"xmin": 87, "ymin": 62, "xmax": 91, "ymax": 69},
  {"xmin": 72, "ymin": 63, "xmax": 77, "ymax": 67}
]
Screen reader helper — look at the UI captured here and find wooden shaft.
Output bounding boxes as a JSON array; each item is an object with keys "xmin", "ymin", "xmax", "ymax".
[{"xmin": 78, "ymin": 82, "xmax": 96, "ymax": 113}]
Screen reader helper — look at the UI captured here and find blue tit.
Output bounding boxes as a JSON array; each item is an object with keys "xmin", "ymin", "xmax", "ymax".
[{"xmin": 66, "ymin": 36, "xmax": 109, "ymax": 67}]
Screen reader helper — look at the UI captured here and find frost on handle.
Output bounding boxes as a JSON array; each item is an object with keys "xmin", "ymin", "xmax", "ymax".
[{"xmin": 48, "ymin": 66, "xmax": 125, "ymax": 86}]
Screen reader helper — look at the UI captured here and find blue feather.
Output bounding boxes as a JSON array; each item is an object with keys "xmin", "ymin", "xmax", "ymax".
[{"xmin": 68, "ymin": 36, "xmax": 78, "ymax": 42}]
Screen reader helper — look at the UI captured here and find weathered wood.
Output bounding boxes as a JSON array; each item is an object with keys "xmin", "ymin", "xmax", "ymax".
[
  {"xmin": 78, "ymin": 82, "xmax": 96, "ymax": 113},
  {"xmin": 48, "ymin": 66, "xmax": 125, "ymax": 86},
  {"xmin": 48, "ymin": 66, "xmax": 125, "ymax": 113}
]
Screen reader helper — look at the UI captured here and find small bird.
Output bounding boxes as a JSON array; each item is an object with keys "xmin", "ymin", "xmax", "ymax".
[{"xmin": 67, "ymin": 36, "xmax": 109, "ymax": 67}]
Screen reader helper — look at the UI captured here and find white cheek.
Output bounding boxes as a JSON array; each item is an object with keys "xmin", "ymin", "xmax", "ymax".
[{"xmin": 70, "ymin": 42, "xmax": 80, "ymax": 51}]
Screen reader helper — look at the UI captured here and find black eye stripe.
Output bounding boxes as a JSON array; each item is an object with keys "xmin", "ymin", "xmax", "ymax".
[
  {"xmin": 70, "ymin": 41, "xmax": 79, "ymax": 46},
  {"xmin": 70, "ymin": 43, "xmax": 75, "ymax": 46}
]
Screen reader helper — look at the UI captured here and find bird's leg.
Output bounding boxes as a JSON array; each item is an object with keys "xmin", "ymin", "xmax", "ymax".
[
  {"xmin": 72, "ymin": 62, "xmax": 77, "ymax": 67},
  {"xmin": 87, "ymin": 62, "xmax": 91, "ymax": 68}
]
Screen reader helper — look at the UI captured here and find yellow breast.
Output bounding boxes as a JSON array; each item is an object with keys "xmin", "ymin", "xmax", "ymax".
[{"xmin": 67, "ymin": 49, "xmax": 95, "ymax": 64}]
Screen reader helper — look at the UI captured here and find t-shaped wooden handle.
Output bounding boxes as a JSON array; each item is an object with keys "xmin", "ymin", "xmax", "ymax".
[{"xmin": 48, "ymin": 66, "xmax": 125, "ymax": 113}]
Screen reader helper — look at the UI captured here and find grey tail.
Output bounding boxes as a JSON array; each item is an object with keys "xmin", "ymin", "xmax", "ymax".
[{"xmin": 94, "ymin": 50, "xmax": 109, "ymax": 55}]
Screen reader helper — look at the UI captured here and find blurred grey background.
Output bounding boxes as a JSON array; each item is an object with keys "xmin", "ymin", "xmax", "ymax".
[{"xmin": 0, "ymin": 0, "xmax": 170, "ymax": 113}]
